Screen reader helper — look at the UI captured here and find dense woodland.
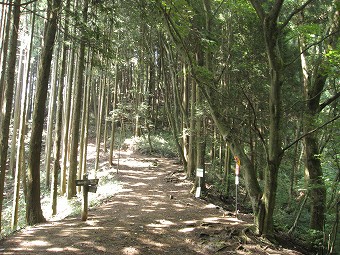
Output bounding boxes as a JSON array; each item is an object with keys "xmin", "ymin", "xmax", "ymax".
[{"xmin": 0, "ymin": 0, "xmax": 339, "ymax": 253}]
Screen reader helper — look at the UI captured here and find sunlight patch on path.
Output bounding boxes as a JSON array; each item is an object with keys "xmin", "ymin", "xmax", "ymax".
[{"xmin": 121, "ymin": 246, "xmax": 140, "ymax": 255}]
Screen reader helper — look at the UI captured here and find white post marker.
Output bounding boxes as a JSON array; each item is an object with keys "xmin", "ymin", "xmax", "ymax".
[
  {"xmin": 196, "ymin": 168, "xmax": 204, "ymax": 198},
  {"xmin": 234, "ymin": 156, "xmax": 240, "ymax": 217}
]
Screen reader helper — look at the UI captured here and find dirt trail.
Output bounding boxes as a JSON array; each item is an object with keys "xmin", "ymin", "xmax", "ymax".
[{"xmin": 0, "ymin": 152, "xmax": 304, "ymax": 255}]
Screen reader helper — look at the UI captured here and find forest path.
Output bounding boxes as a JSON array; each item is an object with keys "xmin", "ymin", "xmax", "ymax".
[{"xmin": 0, "ymin": 151, "xmax": 303, "ymax": 255}]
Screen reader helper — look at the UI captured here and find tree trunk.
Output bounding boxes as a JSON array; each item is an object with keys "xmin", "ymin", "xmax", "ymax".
[
  {"xmin": 299, "ymin": 8, "xmax": 339, "ymax": 230},
  {"xmin": 51, "ymin": 0, "xmax": 69, "ymax": 215},
  {"xmin": 26, "ymin": 0, "xmax": 61, "ymax": 225},
  {"xmin": 0, "ymin": 0, "xmax": 12, "ymax": 108},
  {"xmin": 0, "ymin": 0, "xmax": 20, "ymax": 233},
  {"xmin": 109, "ymin": 61, "xmax": 119, "ymax": 165},
  {"xmin": 67, "ymin": 0, "xmax": 88, "ymax": 198},
  {"xmin": 11, "ymin": 3, "xmax": 35, "ymax": 227},
  {"xmin": 95, "ymin": 78, "xmax": 105, "ymax": 174},
  {"xmin": 187, "ymin": 79, "xmax": 197, "ymax": 178},
  {"xmin": 9, "ymin": 43, "xmax": 25, "ymax": 177},
  {"xmin": 80, "ymin": 53, "xmax": 93, "ymax": 177},
  {"xmin": 45, "ymin": 42, "xmax": 59, "ymax": 187},
  {"xmin": 61, "ymin": 0, "xmax": 77, "ymax": 196}
]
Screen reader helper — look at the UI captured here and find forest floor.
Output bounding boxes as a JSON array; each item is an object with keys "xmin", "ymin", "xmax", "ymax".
[{"xmin": 0, "ymin": 149, "xmax": 309, "ymax": 255}]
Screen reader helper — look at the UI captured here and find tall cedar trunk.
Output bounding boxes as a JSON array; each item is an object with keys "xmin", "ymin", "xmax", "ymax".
[
  {"xmin": 61, "ymin": 0, "xmax": 76, "ymax": 195},
  {"xmin": 9, "ymin": 44, "xmax": 24, "ymax": 177},
  {"xmin": 45, "ymin": 43, "xmax": 59, "ymax": 187},
  {"xmin": 26, "ymin": 0, "xmax": 61, "ymax": 225},
  {"xmin": 61, "ymin": 43, "xmax": 75, "ymax": 195},
  {"xmin": 0, "ymin": 0, "xmax": 12, "ymax": 108},
  {"xmin": 182, "ymin": 64, "xmax": 189, "ymax": 169},
  {"xmin": 12, "ymin": 3, "xmax": 35, "ymax": 228},
  {"xmin": 95, "ymin": 79, "xmax": 105, "ymax": 173},
  {"xmin": 51, "ymin": 0, "xmax": 69, "ymax": 214},
  {"xmin": 80, "ymin": 53, "xmax": 93, "ymax": 177},
  {"xmin": 11, "ymin": 45, "xmax": 25, "ymax": 230},
  {"xmin": 67, "ymin": 0, "xmax": 88, "ymax": 198},
  {"xmin": 187, "ymin": 79, "xmax": 197, "ymax": 178},
  {"xmin": 78, "ymin": 50, "xmax": 92, "ymax": 188},
  {"xmin": 0, "ymin": 0, "xmax": 20, "ymax": 233},
  {"xmin": 109, "ymin": 61, "xmax": 119, "ymax": 165}
]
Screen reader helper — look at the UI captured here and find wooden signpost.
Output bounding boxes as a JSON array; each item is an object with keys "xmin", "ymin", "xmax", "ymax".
[
  {"xmin": 195, "ymin": 168, "xmax": 204, "ymax": 198},
  {"xmin": 75, "ymin": 174, "xmax": 99, "ymax": 221}
]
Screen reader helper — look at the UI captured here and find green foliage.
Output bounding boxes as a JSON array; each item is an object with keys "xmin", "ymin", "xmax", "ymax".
[
  {"xmin": 325, "ymin": 49, "xmax": 340, "ymax": 76},
  {"xmin": 124, "ymin": 132, "xmax": 178, "ymax": 158}
]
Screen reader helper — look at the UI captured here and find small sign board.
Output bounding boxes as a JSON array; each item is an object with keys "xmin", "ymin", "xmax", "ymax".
[
  {"xmin": 75, "ymin": 179, "xmax": 99, "ymax": 186},
  {"xmin": 196, "ymin": 168, "xmax": 204, "ymax": 178},
  {"xmin": 235, "ymin": 175, "xmax": 239, "ymax": 185},
  {"xmin": 195, "ymin": 187, "xmax": 201, "ymax": 198},
  {"xmin": 88, "ymin": 185, "xmax": 97, "ymax": 193},
  {"xmin": 235, "ymin": 164, "xmax": 240, "ymax": 176}
]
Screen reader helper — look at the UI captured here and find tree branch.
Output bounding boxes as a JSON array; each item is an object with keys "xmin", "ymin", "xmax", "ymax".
[
  {"xmin": 269, "ymin": 0, "xmax": 284, "ymax": 21},
  {"xmin": 319, "ymin": 91, "xmax": 340, "ymax": 112},
  {"xmin": 285, "ymin": 30, "xmax": 340, "ymax": 67},
  {"xmin": 279, "ymin": 0, "xmax": 315, "ymax": 31},
  {"xmin": 248, "ymin": 0, "xmax": 265, "ymax": 21},
  {"xmin": 281, "ymin": 115, "xmax": 340, "ymax": 155},
  {"xmin": 242, "ymin": 89, "xmax": 269, "ymax": 158}
]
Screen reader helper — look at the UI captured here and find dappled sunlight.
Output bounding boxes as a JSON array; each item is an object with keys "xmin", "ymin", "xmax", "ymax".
[
  {"xmin": 46, "ymin": 247, "xmax": 64, "ymax": 252},
  {"xmin": 124, "ymin": 175, "xmax": 158, "ymax": 180},
  {"xmin": 22, "ymin": 240, "xmax": 50, "ymax": 247},
  {"xmin": 121, "ymin": 246, "xmax": 140, "ymax": 255},
  {"xmin": 173, "ymin": 203, "xmax": 185, "ymax": 208},
  {"xmin": 141, "ymin": 208, "xmax": 155, "ymax": 212},
  {"xmin": 130, "ymin": 182, "xmax": 148, "ymax": 187},
  {"xmin": 178, "ymin": 227, "xmax": 195, "ymax": 233},
  {"xmin": 147, "ymin": 219, "xmax": 175, "ymax": 228},
  {"xmin": 137, "ymin": 237, "xmax": 168, "ymax": 248},
  {"xmin": 118, "ymin": 159, "xmax": 151, "ymax": 168}
]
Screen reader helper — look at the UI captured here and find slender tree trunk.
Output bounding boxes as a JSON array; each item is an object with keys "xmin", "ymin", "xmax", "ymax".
[
  {"xmin": 187, "ymin": 79, "xmax": 197, "ymax": 178},
  {"xmin": 109, "ymin": 61, "xmax": 119, "ymax": 165},
  {"xmin": 51, "ymin": 0, "xmax": 69, "ymax": 214},
  {"xmin": 0, "ymin": 0, "xmax": 12, "ymax": 109},
  {"xmin": 67, "ymin": 0, "xmax": 88, "ymax": 198},
  {"xmin": 60, "ymin": 45, "xmax": 75, "ymax": 195},
  {"xmin": 0, "ymin": 0, "xmax": 20, "ymax": 233},
  {"xmin": 95, "ymin": 78, "xmax": 105, "ymax": 174},
  {"xmin": 60, "ymin": 0, "xmax": 75, "ymax": 195},
  {"xmin": 78, "ymin": 50, "xmax": 92, "ymax": 190},
  {"xmin": 45, "ymin": 42, "xmax": 60, "ymax": 187},
  {"xmin": 11, "ymin": 38, "xmax": 28, "ymax": 231},
  {"xmin": 80, "ymin": 53, "xmax": 93, "ymax": 177},
  {"xmin": 26, "ymin": 0, "xmax": 61, "ymax": 225},
  {"xmin": 11, "ymin": 4, "xmax": 35, "ymax": 227},
  {"xmin": 9, "ymin": 43, "xmax": 25, "ymax": 177}
]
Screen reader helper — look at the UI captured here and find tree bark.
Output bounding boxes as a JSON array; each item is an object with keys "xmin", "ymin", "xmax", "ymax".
[
  {"xmin": 67, "ymin": 0, "xmax": 88, "ymax": 198},
  {"xmin": 0, "ymin": 0, "xmax": 20, "ymax": 233},
  {"xmin": 26, "ymin": 0, "xmax": 61, "ymax": 225},
  {"xmin": 51, "ymin": 0, "xmax": 69, "ymax": 215},
  {"xmin": 0, "ymin": 0, "xmax": 12, "ymax": 109}
]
